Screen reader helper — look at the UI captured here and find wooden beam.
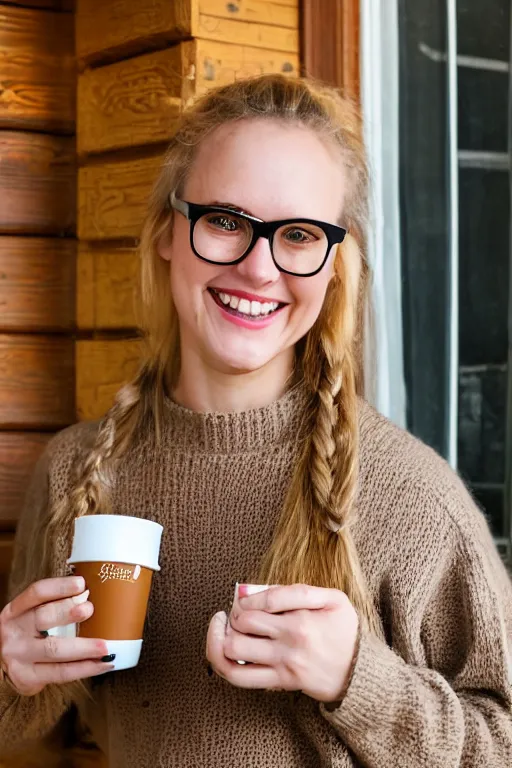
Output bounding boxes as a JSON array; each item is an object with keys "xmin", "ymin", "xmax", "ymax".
[
  {"xmin": 0, "ymin": 132, "xmax": 76, "ymax": 235},
  {"xmin": 199, "ymin": 0, "xmax": 298, "ymax": 27},
  {"xmin": 0, "ymin": 432, "xmax": 52, "ymax": 529},
  {"xmin": 0, "ymin": 6, "xmax": 75, "ymax": 133},
  {"xmin": 76, "ymin": 0, "xmax": 298, "ymax": 67},
  {"xmin": 77, "ymin": 46, "xmax": 187, "ymax": 156},
  {"xmin": 76, "ymin": 0, "xmax": 193, "ymax": 66},
  {"xmin": 76, "ymin": 339, "xmax": 141, "ymax": 421},
  {"xmin": 195, "ymin": 38, "xmax": 298, "ymax": 93},
  {"xmin": 77, "ymin": 243, "xmax": 139, "ymax": 330},
  {"xmin": 78, "ymin": 153, "xmax": 162, "ymax": 240},
  {"xmin": 301, "ymin": 0, "xmax": 360, "ymax": 100},
  {"xmin": 0, "ymin": 335, "xmax": 75, "ymax": 429},
  {"xmin": 0, "ymin": 1, "xmax": 74, "ymax": 10},
  {"xmin": 0, "ymin": 237, "xmax": 75, "ymax": 332}
]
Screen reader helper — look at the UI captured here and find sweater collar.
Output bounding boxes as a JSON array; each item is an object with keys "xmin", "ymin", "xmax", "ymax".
[{"xmin": 162, "ymin": 381, "xmax": 310, "ymax": 454}]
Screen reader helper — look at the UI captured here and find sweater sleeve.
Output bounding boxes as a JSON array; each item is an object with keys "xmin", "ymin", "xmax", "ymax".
[
  {"xmin": 321, "ymin": 517, "xmax": 512, "ymax": 766},
  {"xmin": 0, "ymin": 446, "xmax": 71, "ymax": 754}
]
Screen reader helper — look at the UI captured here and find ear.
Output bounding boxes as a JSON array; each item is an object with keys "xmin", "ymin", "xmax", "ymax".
[{"xmin": 157, "ymin": 230, "xmax": 172, "ymax": 262}]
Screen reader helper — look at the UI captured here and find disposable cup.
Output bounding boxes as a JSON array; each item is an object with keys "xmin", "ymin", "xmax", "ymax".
[{"xmin": 49, "ymin": 515, "xmax": 163, "ymax": 672}]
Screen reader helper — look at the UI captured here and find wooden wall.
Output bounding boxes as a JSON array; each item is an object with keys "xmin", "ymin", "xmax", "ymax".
[
  {"xmin": 0, "ymin": 0, "xmax": 76, "ymax": 607},
  {"xmin": 75, "ymin": 0, "xmax": 299, "ymax": 422}
]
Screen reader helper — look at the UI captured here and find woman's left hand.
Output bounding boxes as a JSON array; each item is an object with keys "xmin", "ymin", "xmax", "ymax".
[{"xmin": 206, "ymin": 584, "xmax": 359, "ymax": 703}]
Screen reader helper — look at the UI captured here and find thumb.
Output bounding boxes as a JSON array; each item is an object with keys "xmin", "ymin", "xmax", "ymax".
[
  {"xmin": 206, "ymin": 611, "xmax": 228, "ymax": 665},
  {"xmin": 212, "ymin": 611, "xmax": 228, "ymax": 634}
]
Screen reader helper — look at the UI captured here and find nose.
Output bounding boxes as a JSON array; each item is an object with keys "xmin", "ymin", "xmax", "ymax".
[{"xmin": 235, "ymin": 235, "xmax": 281, "ymax": 285}]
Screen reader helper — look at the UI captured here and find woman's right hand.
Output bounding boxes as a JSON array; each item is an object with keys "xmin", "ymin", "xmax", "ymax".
[{"xmin": 0, "ymin": 576, "xmax": 114, "ymax": 696}]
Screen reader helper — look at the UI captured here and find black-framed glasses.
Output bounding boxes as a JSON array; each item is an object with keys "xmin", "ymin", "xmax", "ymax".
[{"xmin": 170, "ymin": 193, "xmax": 347, "ymax": 278}]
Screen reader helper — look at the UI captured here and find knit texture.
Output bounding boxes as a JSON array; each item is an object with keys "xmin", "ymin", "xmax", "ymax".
[{"xmin": 2, "ymin": 385, "xmax": 512, "ymax": 767}]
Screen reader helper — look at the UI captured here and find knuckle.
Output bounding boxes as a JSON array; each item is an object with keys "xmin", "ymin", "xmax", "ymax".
[
  {"xmin": 294, "ymin": 584, "xmax": 310, "ymax": 602},
  {"xmin": 292, "ymin": 616, "xmax": 310, "ymax": 647},
  {"xmin": 43, "ymin": 636, "xmax": 60, "ymax": 661},
  {"xmin": 264, "ymin": 591, "xmax": 280, "ymax": 613},
  {"xmin": 26, "ymin": 582, "xmax": 43, "ymax": 605}
]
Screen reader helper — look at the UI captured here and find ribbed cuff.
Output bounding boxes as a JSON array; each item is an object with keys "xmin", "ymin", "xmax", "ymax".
[{"xmin": 320, "ymin": 630, "xmax": 405, "ymax": 737}]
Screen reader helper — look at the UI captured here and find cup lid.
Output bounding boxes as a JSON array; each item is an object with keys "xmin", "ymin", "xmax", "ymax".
[{"xmin": 67, "ymin": 514, "xmax": 163, "ymax": 571}]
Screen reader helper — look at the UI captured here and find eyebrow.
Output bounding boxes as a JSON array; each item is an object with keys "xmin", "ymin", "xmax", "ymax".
[{"xmin": 210, "ymin": 200, "xmax": 256, "ymax": 217}]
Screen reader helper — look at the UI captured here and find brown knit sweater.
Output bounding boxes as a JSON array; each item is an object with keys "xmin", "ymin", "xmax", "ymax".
[{"xmin": 2, "ymin": 385, "xmax": 512, "ymax": 767}]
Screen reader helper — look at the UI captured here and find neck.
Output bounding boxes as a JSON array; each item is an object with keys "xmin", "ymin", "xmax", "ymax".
[{"xmin": 172, "ymin": 348, "xmax": 296, "ymax": 413}]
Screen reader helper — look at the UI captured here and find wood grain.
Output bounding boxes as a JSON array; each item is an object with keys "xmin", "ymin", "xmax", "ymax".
[
  {"xmin": 77, "ymin": 47, "xmax": 186, "ymax": 155},
  {"xmin": 76, "ymin": 339, "xmax": 141, "ymax": 421},
  {"xmin": 76, "ymin": 0, "xmax": 193, "ymax": 66},
  {"xmin": 76, "ymin": 0, "xmax": 298, "ymax": 66},
  {"xmin": 197, "ymin": 12, "xmax": 298, "ymax": 52},
  {"xmin": 77, "ymin": 243, "xmax": 139, "ymax": 329},
  {"xmin": 78, "ymin": 153, "xmax": 162, "ymax": 240},
  {"xmin": 0, "ymin": 132, "xmax": 76, "ymax": 235},
  {"xmin": 301, "ymin": 0, "xmax": 360, "ymax": 101},
  {"xmin": 0, "ymin": 335, "xmax": 74, "ymax": 429},
  {"xmin": 198, "ymin": 0, "xmax": 297, "ymax": 29},
  {"xmin": 0, "ymin": 1, "xmax": 74, "ymax": 9},
  {"xmin": 0, "ymin": 534, "xmax": 14, "ymax": 609},
  {"xmin": 0, "ymin": 237, "xmax": 75, "ymax": 331},
  {"xmin": 0, "ymin": 432, "xmax": 52, "ymax": 528},
  {"xmin": 195, "ymin": 38, "xmax": 298, "ymax": 93},
  {"xmin": 0, "ymin": 6, "xmax": 75, "ymax": 132}
]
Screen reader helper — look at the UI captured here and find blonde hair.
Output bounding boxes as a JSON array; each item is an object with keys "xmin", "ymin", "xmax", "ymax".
[{"xmin": 34, "ymin": 76, "xmax": 379, "ymax": 649}]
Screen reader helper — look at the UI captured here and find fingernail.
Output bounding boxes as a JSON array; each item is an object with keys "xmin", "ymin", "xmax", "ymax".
[
  {"xmin": 74, "ymin": 577, "xmax": 86, "ymax": 591},
  {"xmin": 73, "ymin": 589, "xmax": 90, "ymax": 605},
  {"xmin": 101, "ymin": 654, "xmax": 116, "ymax": 663}
]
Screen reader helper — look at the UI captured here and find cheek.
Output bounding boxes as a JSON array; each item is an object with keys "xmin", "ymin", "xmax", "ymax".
[{"xmin": 291, "ymin": 274, "xmax": 331, "ymax": 326}]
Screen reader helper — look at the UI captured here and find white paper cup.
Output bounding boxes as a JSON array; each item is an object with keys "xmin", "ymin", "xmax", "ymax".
[{"xmin": 51, "ymin": 515, "xmax": 163, "ymax": 672}]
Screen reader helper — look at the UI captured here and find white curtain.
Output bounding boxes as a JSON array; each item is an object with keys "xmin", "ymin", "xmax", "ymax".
[{"xmin": 360, "ymin": 0, "xmax": 407, "ymax": 427}]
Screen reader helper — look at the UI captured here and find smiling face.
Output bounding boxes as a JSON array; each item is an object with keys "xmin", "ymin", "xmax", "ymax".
[{"xmin": 159, "ymin": 118, "xmax": 346, "ymax": 382}]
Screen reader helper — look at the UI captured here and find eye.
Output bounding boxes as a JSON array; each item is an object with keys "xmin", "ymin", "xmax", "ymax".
[
  {"xmin": 282, "ymin": 227, "xmax": 318, "ymax": 244},
  {"xmin": 205, "ymin": 214, "xmax": 241, "ymax": 232}
]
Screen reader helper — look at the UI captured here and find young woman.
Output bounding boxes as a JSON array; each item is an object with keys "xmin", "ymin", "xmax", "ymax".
[{"xmin": 1, "ymin": 75, "xmax": 511, "ymax": 767}]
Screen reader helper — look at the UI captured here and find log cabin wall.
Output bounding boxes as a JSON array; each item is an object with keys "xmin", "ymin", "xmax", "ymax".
[
  {"xmin": 75, "ymin": 0, "xmax": 299, "ymax": 422},
  {"xmin": 0, "ymin": 0, "xmax": 76, "ymax": 607}
]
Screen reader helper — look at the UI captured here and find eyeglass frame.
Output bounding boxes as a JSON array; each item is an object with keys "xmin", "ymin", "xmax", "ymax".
[{"xmin": 169, "ymin": 193, "xmax": 348, "ymax": 278}]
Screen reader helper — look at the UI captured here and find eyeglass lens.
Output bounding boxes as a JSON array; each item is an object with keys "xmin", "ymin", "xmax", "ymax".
[{"xmin": 193, "ymin": 211, "xmax": 329, "ymax": 275}]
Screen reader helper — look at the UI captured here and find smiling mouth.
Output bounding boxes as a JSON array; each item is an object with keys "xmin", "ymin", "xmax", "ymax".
[{"xmin": 208, "ymin": 288, "xmax": 286, "ymax": 321}]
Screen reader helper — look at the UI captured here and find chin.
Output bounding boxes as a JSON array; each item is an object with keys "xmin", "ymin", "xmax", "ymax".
[{"xmin": 211, "ymin": 343, "xmax": 275, "ymax": 374}]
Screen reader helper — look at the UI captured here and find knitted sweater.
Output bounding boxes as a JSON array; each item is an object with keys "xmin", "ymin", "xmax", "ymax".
[{"xmin": 2, "ymin": 385, "xmax": 512, "ymax": 767}]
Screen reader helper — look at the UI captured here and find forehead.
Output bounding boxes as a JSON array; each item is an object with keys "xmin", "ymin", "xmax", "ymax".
[{"xmin": 183, "ymin": 118, "xmax": 346, "ymax": 223}]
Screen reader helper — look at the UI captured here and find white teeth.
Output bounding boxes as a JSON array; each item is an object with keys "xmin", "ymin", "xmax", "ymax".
[{"xmin": 213, "ymin": 290, "xmax": 281, "ymax": 317}]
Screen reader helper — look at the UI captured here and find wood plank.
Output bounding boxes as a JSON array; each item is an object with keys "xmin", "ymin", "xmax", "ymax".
[
  {"xmin": 0, "ymin": 237, "xmax": 75, "ymax": 332},
  {"xmin": 76, "ymin": 339, "xmax": 141, "ymax": 421},
  {"xmin": 195, "ymin": 38, "xmax": 299, "ymax": 93},
  {"xmin": 199, "ymin": 0, "xmax": 297, "ymax": 28},
  {"xmin": 78, "ymin": 153, "xmax": 162, "ymax": 240},
  {"xmin": 301, "ymin": 0, "xmax": 360, "ymax": 101},
  {"xmin": 197, "ymin": 13, "xmax": 298, "ymax": 52},
  {"xmin": 0, "ymin": 335, "xmax": 74, "ymax": 429},
  {"xmin": 0, "ymin": 132, "xmax": 76, "ymax": 235},
  {"xmin": 0, "ymin": 6, "xmax": 75, "ymax": 133},
  {"xmin": 76, "ymin": 0, "xmax": 194, "ymax": 66},
  {"xmin": 0, "ymin": 1, "xmax": 74, "ymax": 9},
  {"xmin": 77, "ymin": 243, "xmax": 139, "ymax": 329},
  {"xmin": 77, "ymin": 47, "xmax": 187, "ymax": 155},
  {"xmin": 0, "ymin": 432, "xmax": 52, "ymax": 529},
  {"xmin": 0, "ymin": 534, "xmax": 14, "ymax": 609}
]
